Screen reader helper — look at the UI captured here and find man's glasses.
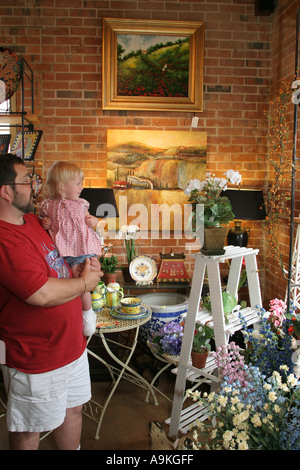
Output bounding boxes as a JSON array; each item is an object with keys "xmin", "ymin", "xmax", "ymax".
[
  {"xmin": 9, "ymin": 181, "xmax": 35, "ymax": 189},
  {"xmin": 7, "ymin": 174, "xmax": 42, "ymax": 197}
]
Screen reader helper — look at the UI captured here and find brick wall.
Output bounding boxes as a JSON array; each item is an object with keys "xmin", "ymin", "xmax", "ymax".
[{"xmin": 0, "ymin": 0, "xmax": 297, "ymax": 305}]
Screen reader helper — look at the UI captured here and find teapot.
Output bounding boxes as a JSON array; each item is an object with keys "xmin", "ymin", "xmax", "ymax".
[
  {"xmin": 94, "ymin": 281, "xmax": 107, "ymax": 296},
  {"xmin": 107, "ymin": 281, "xmax": 123, "ymax": 292},
  {"xmin": 106, "ymin": 285, "xmax": 124, "ymax": 308},
  {"xmin": 91, "ymin": 291, "xmax": 106, "ymax": 311}
]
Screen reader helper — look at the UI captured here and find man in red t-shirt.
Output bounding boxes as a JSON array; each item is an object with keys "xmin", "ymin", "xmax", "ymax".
[{"xmin": 0, "ymin": 154, "xmax": 102, "ymax": 450}]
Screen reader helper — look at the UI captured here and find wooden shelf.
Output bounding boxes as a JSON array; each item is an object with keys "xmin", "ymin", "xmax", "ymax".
[{"xmin": 0, "ymin": 112, "xmax": 40, "ymax": 126}]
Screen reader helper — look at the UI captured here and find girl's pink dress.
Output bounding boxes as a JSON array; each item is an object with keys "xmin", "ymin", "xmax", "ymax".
[{"xmin": 39, "ymin": 198, "xmax": 102, "ymax": 257}]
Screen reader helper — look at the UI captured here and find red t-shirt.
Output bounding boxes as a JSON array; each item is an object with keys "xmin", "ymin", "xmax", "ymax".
[{"xmin": 0, "ymin": 213, "xmax": 86, "ymax": 373}]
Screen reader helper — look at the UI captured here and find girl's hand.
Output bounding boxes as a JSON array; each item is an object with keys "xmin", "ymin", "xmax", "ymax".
[
  {"xmin": 85, "ymin": 214, "xmax": 98, "ymax": 229},
  {"xmin": 41, "ymin": 216, "xmax": 52, "ymax": 230}
]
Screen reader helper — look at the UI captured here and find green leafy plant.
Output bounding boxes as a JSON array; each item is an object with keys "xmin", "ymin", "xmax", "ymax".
[
  {"xmin": 184, "ymin": 170, "xmax": 242, "ymax": 229},
  {"xmin": 100, "ymin": 245, "xmax": 122, "ymax": 274},
  {"xmin": 192, "ymin": 322, "xmax": 214, "ymax": 353}
]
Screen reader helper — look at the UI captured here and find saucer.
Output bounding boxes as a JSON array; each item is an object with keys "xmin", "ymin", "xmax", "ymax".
[{"xmin": 111, "ymin": 305, "xmax": 150, "ymax": 320}]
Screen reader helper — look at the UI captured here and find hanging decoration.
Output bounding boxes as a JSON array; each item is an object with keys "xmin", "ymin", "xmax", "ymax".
[{"xmin": 0, "ymin": 47, "xmax": 22, "ymax": 104}]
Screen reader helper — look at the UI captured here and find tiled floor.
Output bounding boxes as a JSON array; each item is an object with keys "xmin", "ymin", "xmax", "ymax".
[{"xmin": 0, "ymin": 349, "xmax": 181, "ymax": 451}]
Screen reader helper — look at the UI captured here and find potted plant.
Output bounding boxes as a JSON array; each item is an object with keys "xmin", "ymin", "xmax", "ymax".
[
  {"xmin": 184, "ymin": 170, "xmax": 242, "ymax": 255},
  {"xmin": 118, "ymin": 224, "xmax": 140, "ymax": 281},
  {"xmin": 191, "ymin": 322, "xmax": 214, "ymax": 368},
  {"xmin": 100, "ymin": 245, "xmax": 122, "ymax": 284}
]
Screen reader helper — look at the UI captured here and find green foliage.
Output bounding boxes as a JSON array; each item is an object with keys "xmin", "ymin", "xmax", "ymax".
[
  {"xmin": 192, "ymin": 323, "xmax": 214, "ymax": 353},
  {"xmin": 100, "ymin": 254, "xmax": 121, "ymax": 273}
]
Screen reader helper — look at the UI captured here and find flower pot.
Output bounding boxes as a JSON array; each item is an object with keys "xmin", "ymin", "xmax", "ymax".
[
  {"xmin": 191, "ymin": 349, "xmax": 209, "ymax": 368},
  {"xmin": 139, "ymin": 292, "xmax": 189, "ymax": 342},
  {"xmin": 201, "ymin": 226, "xmax": 228, "ymax": 256},
  {"xmin": 102, "ymin": 272, "xmax": 118, "ymax": 284}
]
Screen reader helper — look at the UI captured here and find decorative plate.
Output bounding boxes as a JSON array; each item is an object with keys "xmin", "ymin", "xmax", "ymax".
[
  {"xmin": 110, "ymin": 306, "xmax": 150, "ymax": 320},
  {"xmin": 0, "ymin": 48, "xmax": 22, "ymax": 104},
  {"xmin": 129, "ymin": 256, "xmax": 157, "ymax": 285}
]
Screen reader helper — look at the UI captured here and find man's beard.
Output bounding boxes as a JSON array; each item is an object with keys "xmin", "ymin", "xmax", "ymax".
[{"xmin": 12, "ymin": 188, "xmax": 35, "ymax": 214}]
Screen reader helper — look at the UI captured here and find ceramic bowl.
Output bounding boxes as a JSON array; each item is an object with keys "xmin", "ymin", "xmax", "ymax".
[{"xmin": 120, "ymin": 297, "xmax": 142, "ymax": 314}]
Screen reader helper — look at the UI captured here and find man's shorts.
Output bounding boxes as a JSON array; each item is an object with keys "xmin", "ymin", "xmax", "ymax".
[{"xmin": 1, "ymin": 349, "xmax": 91, "ymax": 433}]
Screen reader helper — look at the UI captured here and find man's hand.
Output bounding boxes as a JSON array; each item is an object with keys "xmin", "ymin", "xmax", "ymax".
[
  {"xmin": 25, "ymin": 258, "xmax": 102, "ymax": 307},
  {"xmin": 80, "ymin": 258, "xmax": 103, "ymax": 292}
]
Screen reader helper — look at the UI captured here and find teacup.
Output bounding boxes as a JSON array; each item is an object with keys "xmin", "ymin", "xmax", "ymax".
[{"xmin": 120, "ymin": 297, "xmax": 142, "ymax": 314}]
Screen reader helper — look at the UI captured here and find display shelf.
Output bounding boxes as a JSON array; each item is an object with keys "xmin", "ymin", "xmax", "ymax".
[
  {"xmin": 121, "ymin": 280, "xmax": 191, "ymax": 290},
  {"xmin": 0, "ymin": 112, "xmax": 40, "ymax": 127},
  {"xmin": 168, "ymin": 246, "xmax": 262, "ymax": 439},
  {"xmin": 0, "ymin": 56, "xmax": 40, "ymax": 159}
]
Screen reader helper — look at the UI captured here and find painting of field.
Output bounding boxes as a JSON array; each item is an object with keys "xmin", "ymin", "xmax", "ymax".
[
  {"xmin": 107, "ymin": 129, "xmax": 207, "ymax": 230},
  {"xmin": 117, "ymin": 35, "xmax": 190, "ymax": 98}
]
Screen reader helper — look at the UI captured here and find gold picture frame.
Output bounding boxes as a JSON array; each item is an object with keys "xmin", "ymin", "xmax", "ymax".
[{"xmin": 102, "ymin": 18, "xmax": 205, "ymax": 112}]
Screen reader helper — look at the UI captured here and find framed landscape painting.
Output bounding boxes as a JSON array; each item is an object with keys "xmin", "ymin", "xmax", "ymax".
[
  {"xmin": 102, "ymin": 18, "xmax": 205, "ymax": 112},
  {"xmin": 107, "ymin": 129, "xmax": 207, "ymax": 231}
]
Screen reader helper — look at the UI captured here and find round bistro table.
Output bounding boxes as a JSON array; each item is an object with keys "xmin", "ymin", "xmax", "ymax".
[{"xmin": 84, "ymin": 306, "xmax": 158, "ymax": 440}]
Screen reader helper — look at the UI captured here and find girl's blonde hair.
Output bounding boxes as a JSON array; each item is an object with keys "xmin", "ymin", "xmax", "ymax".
[{"xmin": 45, "ymin": 161, "xmax": 84, "ymax": 199}]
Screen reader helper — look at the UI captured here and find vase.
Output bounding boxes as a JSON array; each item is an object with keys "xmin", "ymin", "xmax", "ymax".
[
  {"xmin": 102, "ymin": 272, "xmax": 118, "ymax": 284},
  {"xmin": 191, "ymin": 349, "xmax": 209, "ymax": 368},
  {"xmin": 227, "ymin": 220, "xmax": 250, "ymax": 247},
  {"xmin": 201, "ymin": 226, "xmax": 229, "ymax": 256},
  {"xmin": 122, "ymin": 265, "xmax": 132, "ymax": 282}
]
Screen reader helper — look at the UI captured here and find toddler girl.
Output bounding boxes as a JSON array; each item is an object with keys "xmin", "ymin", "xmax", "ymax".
[{"xmin": 39, "ymin": 161, "xmax": 103, "ymax": 336}]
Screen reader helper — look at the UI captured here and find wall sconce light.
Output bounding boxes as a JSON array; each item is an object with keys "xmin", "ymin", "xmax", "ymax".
[
  {"xmin": 81, "ymin": 188, "xmax": 119, "ymax": 218},
  {"xmin": 221, "ymin": 188, "xmax": 266, "ymax": 247},
  {"xmin": 81, "ymin": 188, "xmax": 119, "ymax": 238}
]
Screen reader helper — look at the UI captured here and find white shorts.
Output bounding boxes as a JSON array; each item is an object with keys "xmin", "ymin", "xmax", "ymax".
[{"xmin": 1, "ymin": 349, "xmax": 91, "ymax": 433}]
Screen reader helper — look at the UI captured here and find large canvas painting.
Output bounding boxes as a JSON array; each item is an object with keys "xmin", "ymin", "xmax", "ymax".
[{"xmin": 107, "ymin": 129, "xmax": 207, "ymax": 231}]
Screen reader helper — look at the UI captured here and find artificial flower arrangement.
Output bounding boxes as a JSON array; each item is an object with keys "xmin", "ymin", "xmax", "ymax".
[
  {"xmin": 184, "ymin": 170, "xmax": 242, "ymax": 230},
  {"xmin": 119, "ymin": 224, "xmax": 140, "ymax": 264},
  {"xmin": 188, "ymin": 359, "xmax": 300, "ymax": 450},
  {"xmin": 186, "ymin": 298, "xmax": 300, "ymax": 450},
  {"xmin": 240, "ymin": 299, "xmax": 295, "ymax": 377},
  {"xmin": 99, "ymin": 244, "xmax": 122, "ymax": 274},
  {"xmin": 149, "ymin": 321, "xmax": 184, "ymax": 356}
]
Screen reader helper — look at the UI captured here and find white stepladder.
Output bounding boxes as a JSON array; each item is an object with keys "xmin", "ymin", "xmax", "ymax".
[
  {"xmin": 167, "ymin": 245, "xmax": 263, "ymax": 439},
  {"xmin": 286, "ymin": 217, "xmax": 300, "ymax": 311}
]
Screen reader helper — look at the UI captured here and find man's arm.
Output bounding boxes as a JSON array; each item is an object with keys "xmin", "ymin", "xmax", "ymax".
[{"xmin": 25, "ymin": 258, "xmax": 102, "ymax": 307}]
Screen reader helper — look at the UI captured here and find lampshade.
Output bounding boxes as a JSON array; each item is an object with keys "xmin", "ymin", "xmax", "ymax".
[
  {"xmin": 221, "ymin": 188, "xmax": 266, "ymax": 220},
  {"xmin": 81, "ymin": 188, "xmax": 119, "ymax": 218}
]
